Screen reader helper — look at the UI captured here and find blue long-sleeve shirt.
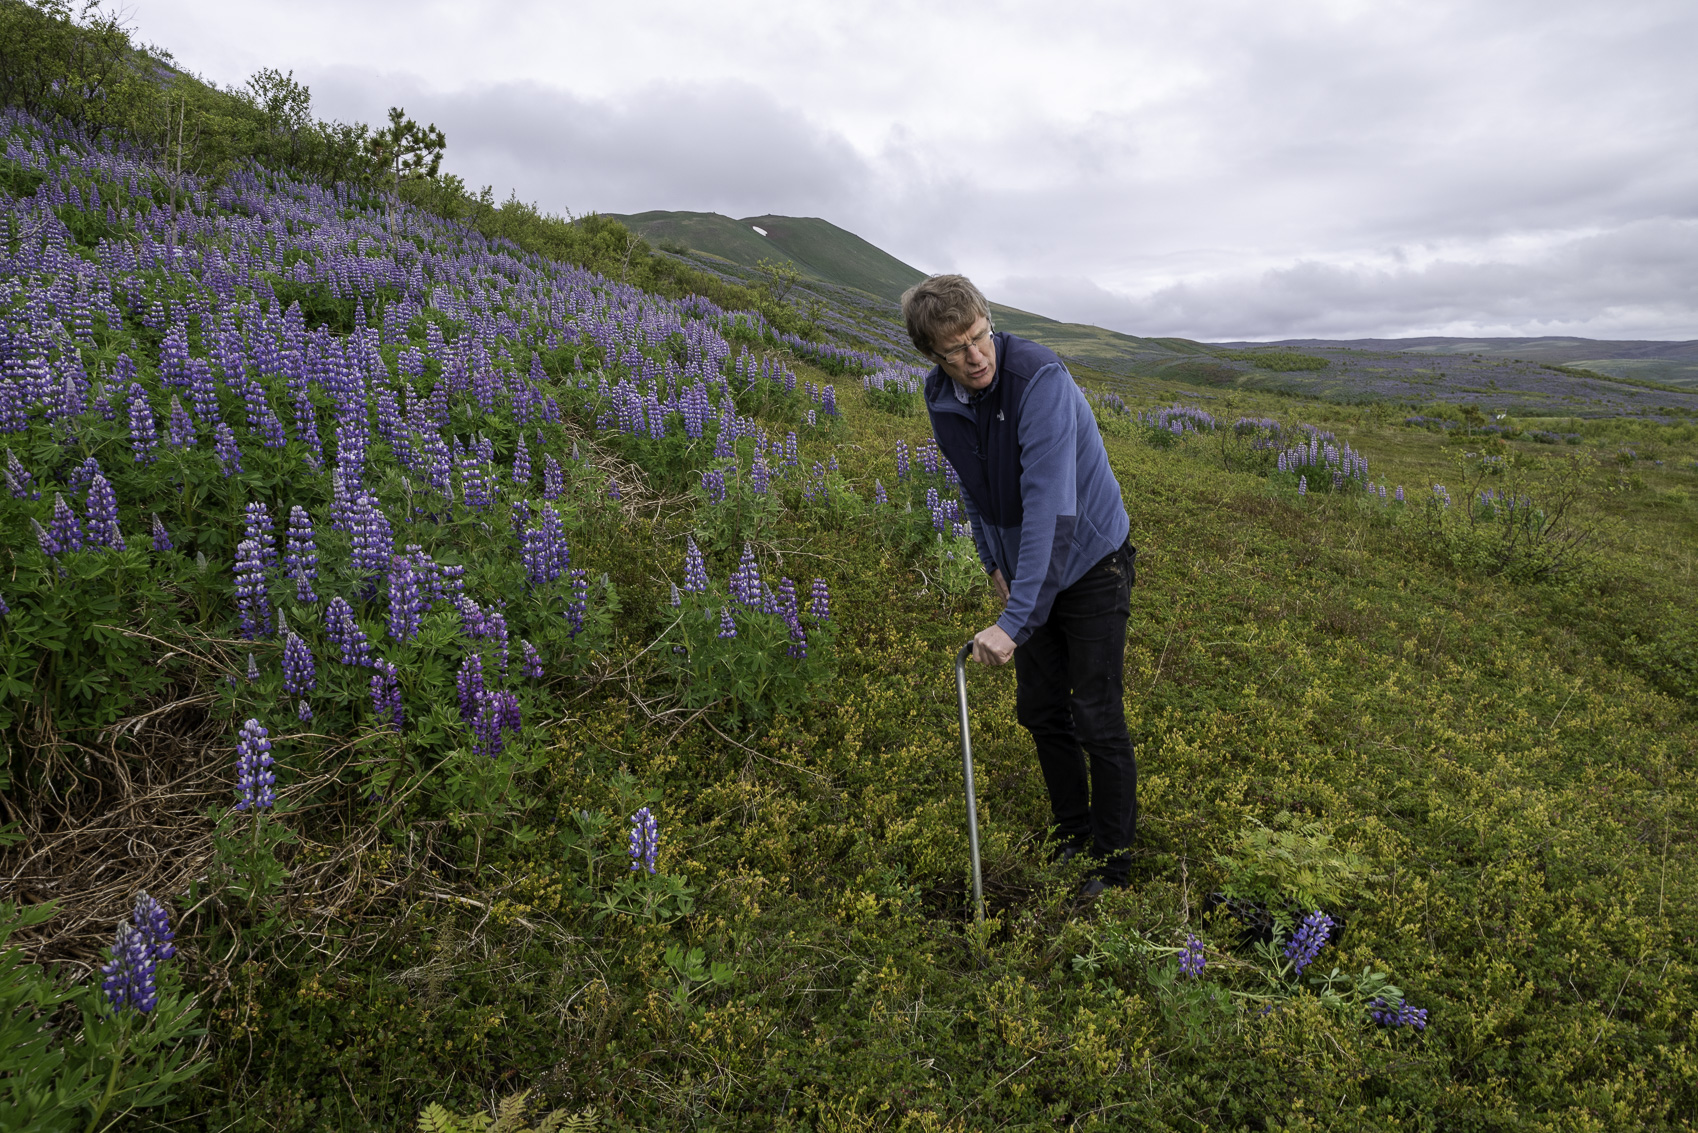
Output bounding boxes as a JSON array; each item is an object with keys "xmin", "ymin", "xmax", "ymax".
[{"xmin": 924, "ymin": 333, "xmax": 1130, "ymax": 645}]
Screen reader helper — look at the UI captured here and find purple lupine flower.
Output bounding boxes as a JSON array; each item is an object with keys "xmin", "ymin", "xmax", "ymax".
[
  {"xmin": 325, "ymin": 596, "xmax": 371, "ymax": 666},
  {"xmin": 127, "ymin": 383, "xmax": 157, "ymax": 463},
  {"xmin": 456, "ymin": 596, "xmax": 487, "ymax": 639},
  {"xmin": 730, "ymin": 543, "xmax": 761, "ymax": 608},
  {"xmin": 386, "ymin": 555, "xmax": 423, "ymax": 642},
  {"xmin": 1284, "ymin": 910, "xmax": 1335, "ymax": 976},
  {"xmin": 456, "ymin": 653, "xmax": 485, "ymax": 723},
  {"xmin": 783, "ymin": 432, "xmax": 799, "ymax": 467},
  {"xmin": 470, "ymin": 690, "xmax": 500, "ymax": 756},
  {"xmin": 808, "ymin": 579, "xmax": 831, "ymax": 621},
  {"xmin": 150, "ymin": 513, "xmax": 172, "ymax": 552},
  {"xmin": 69, "ymin": 458, "xmax": 102, "ymax": 491},
  {"xmin": 682, "ymin": 537, "xmax": 708, "ymax": 593},
  {"xmin": 485, "ymin": 611, "xmax": 510, "ymax": 673},
  {"xmin": 874, "ymin": 480, "xmax": 888, "ymax": 506},
  {"xmin": 1179, "ymin": 935, "xmax": 1206, "ymax": 979},
  {"xmin": 1297, "ymin": 475, "xmax": 1307, "ymax": 497},
  {"xmin": 85, "ymin": 473, "xmax": 123, "ymax": 550},
  {"xmin": 370, "ymin": 659, "xmax": 403, "ymax": 731},
  {"xmin": 234, "ymin": 718, "xmax": 275, "ymax": 811},
  {"xmin": 895, "ymin": 439, "xmax": 910, "ymax": 482},
  {"xmin": 243, "ymin": 502, "xmax": 277, "ymax": 572},
  {"xmin": 246, "ymin": 653, "xmax": 260, "ymax": 683},
  {"xmin": 520, "ymin": 639, "xmax": 543, "ymax": 679},
  {"xmin": 469, "ymin": 687, "xmax": 519, "ymax": 757},
  {"xmin": 512, "ymin": 434, "xmax": 531, "ymax": 488},
  {"xmin": 132, "ymin": 891, "xmax": 175, "ymax": 962},
  {"xmin": 30, "ymin": 520, "xmax": 53, "ymax": 559},
  {"xmin": 700, "ymin": 467, "xmax": 727, "ymax": 503},
  {"xmin": 669, "ymin": 582, "xmax": 681, "ymax": 608},
  {"xmin": 282, "ymin": 632, "xmax": 315, "ymax": 695},
  {"xmin": 565, "ymin": 569, "xmax": 589, "ymax": 637},
  {"xmin": 284, "ymin": 506, "xmax": 318, "ymax": 603},
  {"xmin": 607, "ymin": 478, "xmax": 621, "ymax": 501},
  {"xmin": 100, "ymin": 922, "xmax": 157, "ymax": 1014},
  {"xmin": 233, "ymin": 539, "xmax": 271, "ymax": 639},
  {"xmin": 779, "ymin": 577, "xmax": 806, "ymax": 659},
  {"xmin": 6, "ymin": 450, "xmax": 40, "ymax": 499},
  {"xmin": 522, "ymin": 504, "xmax": 570, "ymax": 586},
  {"xmin": 1395, "ymin": 485, "xmax": 1404, "ymax": 503},
  {"xmin": 297, "ymin": 699, "xmax": 313, "ymax": 722},
  {"xmin": 167, "ymin": 396, "xmax": 194, "ymax": 447},
  {"xmin": 0, "ymin": 592, "xmax": 9, "ymax": 617},
  {"xmin": 628, "ymin": 806, "xmax": 658, "ymax": 874},
  {"xmin": 1369, "ymin": 997, "xmax": 1429, "ymax": 1030},
  {"xmin": 214, "ymin": 421, "xmax": 242, "ymax": 475},
  {"xmin": 717, "ymin": 606, "xmax": 737, "ymax": 638},
  {"xmin": 542, "ymin": 454, "xmax": 563, "ymax": 500},
  {"xmin": 44, "ymin": 493, "xmax": 84, "ymax": 555},
  {"xmin": 349, "ymin": 495, "xmax": 393, "ymax": 575},
  {"xmin": 751, "ymin": 453, "xmax": 770, "ymax": 495}
]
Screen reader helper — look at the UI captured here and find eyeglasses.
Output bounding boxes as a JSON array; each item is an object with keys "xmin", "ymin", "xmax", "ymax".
[{"xmin": 935, "ymin": 323, "xmax": 993, "ymax": 365}]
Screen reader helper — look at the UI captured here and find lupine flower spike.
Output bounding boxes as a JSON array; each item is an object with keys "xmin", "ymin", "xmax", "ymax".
[
  {"xmin": 100, "ymin": 923, "xmax": 157, "ymax": 1014},
  {"xmin": 1179, "ymin": 935, "xmax": 1206, "ymax": 979},
  {"xmin": 132, "ymin": 891, "xmax": 175, "ymax": 962},
  {"xmin": 1285, "ymin": 910, "xmax": 1335, "ymax": 975},
  {"xmin": 234, "ymin": 718, "xmax": 275, "ymax": 811},
  {"xmin": 628, "ymin": 806, "xmax": 659, "ymax": 874},
  {"xmin": 683, "ymin": 537, "xmax": 708, "ymax": 592},
  {"xmin": 282, "ymin": 632, "xmax": 315, "ymax": 694},
  {"xmin": 1370, "ymin": 997, "xmax": 1429, "ymax": 1030}
]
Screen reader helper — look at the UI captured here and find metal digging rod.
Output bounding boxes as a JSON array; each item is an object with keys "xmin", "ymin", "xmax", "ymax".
[{"xmin": 954, "ymin": 640, "xmax": 986, "ymax": 925}]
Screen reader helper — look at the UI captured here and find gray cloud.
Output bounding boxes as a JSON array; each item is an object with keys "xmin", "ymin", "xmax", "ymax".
[
  {"xmin": 1002, "ymin": 218, "xmax": 1698, "ymax": 340},
  {"xmin": 307, "ymin": 69, "xmax": 873, "ymax": 219},
  {"xmin": 137, "ymin": 0, "xmax": 1698, "ymax": 340}
]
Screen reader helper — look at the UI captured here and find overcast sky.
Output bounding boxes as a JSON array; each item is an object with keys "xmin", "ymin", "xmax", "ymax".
[{"xmin": 131, "ymin": 0, "xmax": 1698, "ymax": 341}]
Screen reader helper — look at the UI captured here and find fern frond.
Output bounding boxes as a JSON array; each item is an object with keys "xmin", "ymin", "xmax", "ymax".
[
  {"xmin": 489, "ymin": 1089, "xmax": 532, "ymax": 1132},
  {"xmin": 417, "ymin": 1104, "xmax": 461, "ymax": 1133}
]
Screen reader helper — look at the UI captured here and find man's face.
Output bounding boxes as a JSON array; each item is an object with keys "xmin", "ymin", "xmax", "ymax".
[{"xmin": 934, "ymin": 317, "xmax": 996, "ymax": 391}]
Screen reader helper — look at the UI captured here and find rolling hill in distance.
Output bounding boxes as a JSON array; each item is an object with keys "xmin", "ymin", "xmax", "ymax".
[
  {"xmin": 611, "ymin": 209, "xmax": 1202, "ymax": 374},
  {"xmin": 613, "ymin": 209, "xmax": 1698, "ymax": 408}
]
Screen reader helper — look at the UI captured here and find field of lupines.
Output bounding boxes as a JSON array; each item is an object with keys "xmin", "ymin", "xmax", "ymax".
[{"xmin": 2, "ymin": 103, "xmax": 1697, "ymax": 1132}]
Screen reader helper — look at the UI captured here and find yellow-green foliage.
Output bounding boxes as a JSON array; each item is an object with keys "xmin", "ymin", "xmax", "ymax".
[{"xmin": 175, "ymin": 381, "xmax": 1697, "ymax": 1130}]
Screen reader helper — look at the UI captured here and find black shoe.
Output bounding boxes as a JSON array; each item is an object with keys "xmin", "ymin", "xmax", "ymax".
[
  {"xmin": 1076, "ymin": 870, "xmax": 1130, "ymax": 900},
  {"xmin": 1048, "ymin": 835, "xmax": 1091, "ymax": 865}
]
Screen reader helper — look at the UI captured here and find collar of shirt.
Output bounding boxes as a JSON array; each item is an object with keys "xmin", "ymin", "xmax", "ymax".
[{"xmin": 950, "ymin": 370, "xmax": 998, "ymax": 406}]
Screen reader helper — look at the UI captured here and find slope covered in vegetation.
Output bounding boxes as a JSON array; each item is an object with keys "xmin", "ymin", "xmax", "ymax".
[{"xmin": 1, "ymin": 6, "xmax": 1697, "ymax": 1130}]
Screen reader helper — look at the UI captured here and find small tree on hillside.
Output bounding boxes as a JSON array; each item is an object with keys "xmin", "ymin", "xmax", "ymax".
[
  {"xmin": 363, "ymin": 106, "xmax": 445, "ymax": 233},
  {"xmin": 243, "ymin": 67, "xmax": 312, "ymax": 168},
  {"xmin": 755, "ymin": 257, "xmax": 801, "ymax": 304}
]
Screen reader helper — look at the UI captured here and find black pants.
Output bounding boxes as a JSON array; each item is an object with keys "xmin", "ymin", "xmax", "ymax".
[{"xmin": 1014, "ymin": 541, "xmax": 1137, "ymax": 879}]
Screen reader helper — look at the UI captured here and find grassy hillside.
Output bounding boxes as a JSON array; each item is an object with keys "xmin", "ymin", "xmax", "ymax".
[{"xmin": 3, "ymin": 100, "xmax": 1698, "ymax": 1132}]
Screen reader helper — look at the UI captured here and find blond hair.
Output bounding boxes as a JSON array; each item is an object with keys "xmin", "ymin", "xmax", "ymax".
[{"xmin": 900, "ymin": 274, "xmax": 991, "ymax": 358}]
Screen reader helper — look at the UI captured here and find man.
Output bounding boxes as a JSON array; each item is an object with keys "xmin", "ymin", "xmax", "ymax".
[{"xmin": 903, "ymin": 274, "xmax": 1138, "ymax": 895}]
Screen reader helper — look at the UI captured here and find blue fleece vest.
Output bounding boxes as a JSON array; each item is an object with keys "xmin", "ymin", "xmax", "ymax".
[{"xmin": 925, "ymin": 333, "xmax": 1130, "ymax": 644}]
